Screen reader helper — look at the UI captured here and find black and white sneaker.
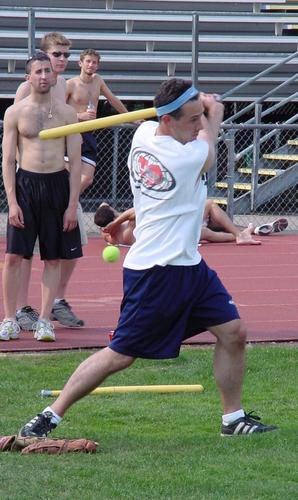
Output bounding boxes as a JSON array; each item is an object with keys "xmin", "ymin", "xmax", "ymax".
[
  {"xmin": 221, "ymin": 411, "xmax": 278, "ymax": 436},
  {"xmin": 19, "ymin": 411, "xmax": 57, "ymax": 438},
  {"xmin": 16, "ymin": 305, "xmax": 39, "ymax": 331}
]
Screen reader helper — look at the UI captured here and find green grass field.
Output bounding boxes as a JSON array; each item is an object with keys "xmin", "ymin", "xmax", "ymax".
[{"xmin": 0, "ymin": 345, "xmax": 297, "ymax": 499}]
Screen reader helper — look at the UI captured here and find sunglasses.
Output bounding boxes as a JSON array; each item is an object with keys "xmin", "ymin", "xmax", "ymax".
[{"xmin": 51, "ymin": 51, "xmax": 71, "ymax": 59}]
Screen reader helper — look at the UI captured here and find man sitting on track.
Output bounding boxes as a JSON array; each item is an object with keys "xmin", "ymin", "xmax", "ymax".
[
  {"xmin": 94, "ymin": 200, "xmax": 288, "ymax": 246},
  {"xmin": 201, "ymin": 199, "xmax": 288, "ymax": 243},
  {"xmin": 19, "ymin": 78, "xmax": 277, "ymax": 439}
]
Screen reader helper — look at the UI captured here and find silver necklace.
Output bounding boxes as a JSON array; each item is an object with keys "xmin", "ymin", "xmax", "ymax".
[{"xmin": 48, "ymin": 92, "xmax": 53, "ymax": 119}]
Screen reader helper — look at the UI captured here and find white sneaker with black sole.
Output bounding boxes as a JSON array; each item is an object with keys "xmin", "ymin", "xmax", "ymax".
[
  {"xmin": 0, "ymin": 318, "xmax": 20, "ymax": 341},
  {"xmin": 33, "ymin": 319, "xmax": 55, "ymax": 342}
]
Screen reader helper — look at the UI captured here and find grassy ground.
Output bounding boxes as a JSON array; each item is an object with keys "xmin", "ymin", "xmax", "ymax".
[{"xmin": 0, "ymin": 345, "xmax": 297, "ymax": 499}]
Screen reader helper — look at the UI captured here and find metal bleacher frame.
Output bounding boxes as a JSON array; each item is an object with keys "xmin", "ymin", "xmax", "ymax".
[{"xmin": 0, "ymin": 2, "xmax": 298, "ymax": 101}]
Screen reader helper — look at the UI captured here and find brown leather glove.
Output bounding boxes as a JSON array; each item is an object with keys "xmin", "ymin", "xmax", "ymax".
[
  {"xmin": 0, "ymin": 435, "xmax": 16, "ymax": 451},
  {"xmin": 21, "ymin": 438, "xmax": 98, "ymax": 455}
]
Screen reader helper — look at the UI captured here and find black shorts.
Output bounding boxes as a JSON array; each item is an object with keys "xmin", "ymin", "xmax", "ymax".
[{"xmin": 6, "ymin": 168, "xmax": 83, "ymax": 260}]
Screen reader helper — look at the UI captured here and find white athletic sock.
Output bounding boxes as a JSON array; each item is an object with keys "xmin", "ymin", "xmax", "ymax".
[
  {"xmin": 43, "ymin": 406, "xmax": 62, "ymax": 425},
  {"xmin": 222, "ymin": 409, "xmax": 245, "ymax": 426},
  {"xmin": 54, "ymin": 298, "xmax": 64, "ymax": 304}
]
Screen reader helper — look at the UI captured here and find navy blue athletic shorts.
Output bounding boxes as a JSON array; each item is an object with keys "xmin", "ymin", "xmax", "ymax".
[
  {"xmin": 6, "ymin": 168, "xmax": 83, "ymax": 260},
  {"xmin": 81, "ymin": 132, "xmax": 97, "ymax": 167},
  {"xmin": 109, "ymin": 259, "xmax": 240, "ymax": 359},
  {"xmin": 64, "ymin": 132, "xmax": 96, "ymax": 167}
]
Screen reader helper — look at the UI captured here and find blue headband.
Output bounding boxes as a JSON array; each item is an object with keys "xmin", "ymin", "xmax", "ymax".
[{"xmin": 156, "ymin": 86, "xmax": 199, "ymax": 117}]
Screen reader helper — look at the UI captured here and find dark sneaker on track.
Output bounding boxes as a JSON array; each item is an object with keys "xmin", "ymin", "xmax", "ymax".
[
  {"xmin": 19, "ymin": 411, "xmax": 57, "ymax": 438},
  {"xmin": 50, "ymin": 299, "xmax": 84, "ymax": 328},
  {"xmin": 221, "ymin": 411, "xmax": 278, "ymax": 436},
  {"xmin": 16, "ymin": 306, "xmax": 39, "ymax": 331}
]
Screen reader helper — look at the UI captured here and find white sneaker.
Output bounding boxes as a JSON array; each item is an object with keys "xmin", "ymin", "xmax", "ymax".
[
  {"xmin": 0, "ymin": 318, "xmax": 20, "ymax": 341},
  {"xmin": 33, "ymin": 319, "xmax": 55, "ymax": 342},
  {"xmin": 254, "ymin": 218, "xmax": 288, "ymax": 236}
]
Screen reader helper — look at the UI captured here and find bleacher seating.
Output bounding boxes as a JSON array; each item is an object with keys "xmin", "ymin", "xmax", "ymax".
[{"xmin": 0, "ymin": 1, "xmax": 297, "ymax": 101}]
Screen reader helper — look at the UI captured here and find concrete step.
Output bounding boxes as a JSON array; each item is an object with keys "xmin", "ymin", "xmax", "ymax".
[
  {"xmin": 215, "ymin": 181, "xmax": 252, "ymax": 190},
  {"xmin": 208, "ymin": 197, "xmax": 227, "ymax": 205},
  {"xmin": 263, "ymin": 153, "xmax": 298, "ymax": 160},
  {"xmin": 238, "ymin": 167, "xmax": 282, "ymax": 176}
]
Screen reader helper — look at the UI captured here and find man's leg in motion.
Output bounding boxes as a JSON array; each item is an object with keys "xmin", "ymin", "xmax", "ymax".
[
  {"xmin": 19, "ymin": 348, "xmax": 135, "ymax": 437},
  {"xmin": 210, "ymin": 319, "xmax": 246, "ymax": 414},
  {"xmin": 209, "ymin": 319, "xmax": 277, "ymax": 435},
  {"xmin": 51, "ymin": 348, "xmax": 135, "ymax": 417}
]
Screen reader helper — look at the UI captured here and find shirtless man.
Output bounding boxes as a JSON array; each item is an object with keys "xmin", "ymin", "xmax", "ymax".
[
  {"xmin": 0, "ymin": 52, "xmax": 82, "ymax": 342},
  {"xmin": 94, "ymin": 203, "xmax": 136, "ymax": 246},
  {"xmin": 65, "ymin": 48, "xmax": 128, "ymax": 188},
  {"xmin": 15, "ymin": 32, "xmax": 69, "ymax": 103},
  {"xmin": 14, "ymin": 33, "xmax": 85, "ymax": 330}
]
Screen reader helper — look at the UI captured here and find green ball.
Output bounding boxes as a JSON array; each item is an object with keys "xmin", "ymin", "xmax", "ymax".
[{"xmin": 102, "ymin": 245, "xmax": 120, "ymax": 263}]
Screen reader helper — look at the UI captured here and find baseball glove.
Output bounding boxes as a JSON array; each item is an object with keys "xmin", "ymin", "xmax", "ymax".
[
  {"xmin": 13, "ymin": 436, "xmax": 48, "ymax": 451},
  {"xmin": 21, "ymin": 438, "xmax": 98, "ymax": 455},
  {"xmin": 0, "ymin": 435, "xmax": 16, "ymax": 451},
  {"xmin": 0, "ymin": 435, "xmax": 48, "ymax": 452}
]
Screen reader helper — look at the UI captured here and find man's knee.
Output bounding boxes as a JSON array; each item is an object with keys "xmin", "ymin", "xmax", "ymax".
[
  {"xmin": 208, "ymin": 200, "xmax": 218, "ymax": 213},
  {"xmin": 106, "ymin": 347, "xmax": 135, "ymax": 373},
  {"xmin": 212, "ymin": 319, "xmax": 247, "ymax": 347},
  {"xmin": 44, "ymin": 259, "xmax": 60, "ymax": 269},
  {"xmin": 232, "ymin": 320, "xmax": 247, "ymax": 343},
  {"xmin": 4, "ymin": 253, "xmax": 23, "ymax": 267},
  {"xmin": 226, "ymin": 320, "xmax": 247, "ymax": 347}
]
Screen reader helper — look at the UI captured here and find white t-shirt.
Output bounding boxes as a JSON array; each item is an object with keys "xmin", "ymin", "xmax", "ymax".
[{"xmin": 124, "ymin": 121, "xmax": 209, "ymax": 270}]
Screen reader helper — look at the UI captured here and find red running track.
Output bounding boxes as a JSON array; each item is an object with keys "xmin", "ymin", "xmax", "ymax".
[{"xmin": 0, "ymin": 234, "xmax": 297, "ymax": 353}]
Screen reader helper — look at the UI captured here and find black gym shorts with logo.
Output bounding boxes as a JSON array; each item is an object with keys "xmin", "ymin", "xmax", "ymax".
[{"xmin": 6, "ymin": 168, "xmax": 82, "ymax": 260}]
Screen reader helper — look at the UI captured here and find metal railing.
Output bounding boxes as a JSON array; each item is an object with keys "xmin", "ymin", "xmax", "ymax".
[
  {"xmin": 0, "ymin": 121, "xmax": 297, "ymax": 235},
  {"xmin": 219, "ymin": 122, "xmax": 298, "ymax": 218},
  {"xmin": 205, "ymin": 52, "xmax": 298, "ymax": 189}
]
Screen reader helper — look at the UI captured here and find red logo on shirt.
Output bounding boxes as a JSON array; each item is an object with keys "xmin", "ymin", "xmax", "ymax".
[{"xmin": 131, "ymin": 149, "xmax": 176, "ymax": 196}]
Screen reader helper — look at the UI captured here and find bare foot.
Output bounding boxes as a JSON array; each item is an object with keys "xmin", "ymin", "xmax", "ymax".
[{"xmin": 236, "ymin": 224, "xmax": 262, "ymax": 245}]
